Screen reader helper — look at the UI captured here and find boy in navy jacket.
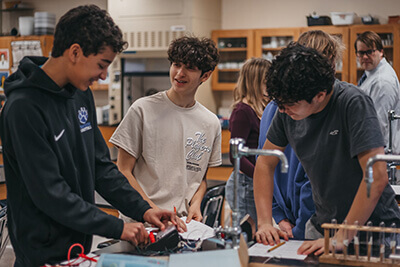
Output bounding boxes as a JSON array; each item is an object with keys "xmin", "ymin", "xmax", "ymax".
[{"xmin": 0, "ymin": 5, "xmax": 183, "ymax": 266}]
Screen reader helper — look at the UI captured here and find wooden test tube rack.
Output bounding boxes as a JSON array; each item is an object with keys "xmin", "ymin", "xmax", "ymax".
[{"xmin": 319, "ymin": 223, "xmax": 400, "ymax": 266}]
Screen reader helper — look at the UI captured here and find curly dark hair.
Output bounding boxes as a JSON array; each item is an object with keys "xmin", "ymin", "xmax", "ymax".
[
  {"xmin": 167, "ymin": 36, "xmax": 220, "ymax": 75},
  {"xmin": 51, "ymin": 5, "xmax": 127, "ymax": 57},
  {"xmin": 266, "ymin": 43, "xmax": 335, "ymax": 104}
]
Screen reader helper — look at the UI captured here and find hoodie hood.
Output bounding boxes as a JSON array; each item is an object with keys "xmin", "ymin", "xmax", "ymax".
[{"xmin": 4, "ymin": 56, "xmax": 76, "ymax": 98}]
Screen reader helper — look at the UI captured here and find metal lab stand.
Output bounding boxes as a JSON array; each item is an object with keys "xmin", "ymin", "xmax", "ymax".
[
  {"xmin": 365, "ymin": 154, "xmax": 400, "ymax": 197},
  {"xmin": 388, "ymin": 110, "xmax": 400, "ymax": 184},
  {"xmin": 215, "ymin": 138, "xmax": 288, "ymax": 248}
]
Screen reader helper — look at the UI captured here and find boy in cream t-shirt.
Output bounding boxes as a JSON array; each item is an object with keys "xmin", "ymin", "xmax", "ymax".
[{"xmin": 110, "ymin": 36, "xmax": 221, "ymax": 224}]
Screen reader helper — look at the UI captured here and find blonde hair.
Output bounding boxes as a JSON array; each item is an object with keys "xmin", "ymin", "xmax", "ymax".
[
  {"xmin": 232, "ymin": 57, "xmax": 271, "ymax": 117},
  {"xmin": 297, "ymin": 30, "xmax": 345, "ymax": 65}
]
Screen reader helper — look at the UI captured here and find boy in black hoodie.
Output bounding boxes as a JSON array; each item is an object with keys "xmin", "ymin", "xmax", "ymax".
[{"xmin": 0, "ymin": 5, "xmax": 184, "ymax": 266}]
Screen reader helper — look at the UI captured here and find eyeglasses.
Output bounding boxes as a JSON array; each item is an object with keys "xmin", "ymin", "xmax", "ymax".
[
  {"xmin": 356, "ymin": 49, "xmax": 376, "ymax": 57},
  {"xmin": 273, "ymin": 99, "xmax": 296, "ymax": 110}
]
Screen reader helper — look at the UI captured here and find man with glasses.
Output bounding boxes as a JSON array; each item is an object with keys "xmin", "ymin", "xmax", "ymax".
[{"xmin": 355, "ymin": 31, "xmax": 400, "ymax": 160}]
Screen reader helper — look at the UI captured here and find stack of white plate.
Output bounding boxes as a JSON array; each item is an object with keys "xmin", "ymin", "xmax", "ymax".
[{"xmin": 34, "ymin": 12, "xmax": 56, "ymax": 35}]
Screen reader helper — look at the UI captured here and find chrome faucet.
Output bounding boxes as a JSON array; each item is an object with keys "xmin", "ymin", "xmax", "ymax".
[
  {"xmin": 365, "ymin": 154, "xmax": 400, "ymax": 197},
  {"xmin": 219, "ymin": 138, "xmax": 288, "ymax": 248}
]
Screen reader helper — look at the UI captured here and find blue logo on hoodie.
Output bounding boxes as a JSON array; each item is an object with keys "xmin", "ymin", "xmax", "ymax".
[{"xmin": 78, "ymin": 107, "xmax": 92, "ymax": 133}]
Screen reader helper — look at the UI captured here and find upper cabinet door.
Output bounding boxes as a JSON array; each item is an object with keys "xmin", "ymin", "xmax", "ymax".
[
  {"xmin": 212, "ymin": 29, "xmax": 254, "ymax": 91},
  {"xmin": 254, "ymin": 27, "xmax": 300, "ymax": 62}
]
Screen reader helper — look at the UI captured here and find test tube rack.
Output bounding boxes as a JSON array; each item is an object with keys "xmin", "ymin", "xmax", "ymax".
[{"xmin": 319, "ymin": 223, "xmax": 400, "ymax": 266}]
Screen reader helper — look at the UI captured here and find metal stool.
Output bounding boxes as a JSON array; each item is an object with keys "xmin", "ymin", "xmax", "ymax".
[{"xmin": 0, "ymin": 205, "xmax": 8, "ymax": 259}]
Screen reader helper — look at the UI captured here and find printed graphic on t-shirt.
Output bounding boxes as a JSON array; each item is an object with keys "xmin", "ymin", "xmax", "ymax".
[
  {"xmin": 78, "ymin": 107, "xmax": 92, "ymax": 133},
  {"xmin": 186, "ymin": 161, "xmax": 201, "ymax": 172},
  {"xmin": 329, "ymin": 129, "xmax": 339, "ymax": 136},
  {"xmin": 185, "ymin": 132, "xmax": 211, "ymax": 172}
]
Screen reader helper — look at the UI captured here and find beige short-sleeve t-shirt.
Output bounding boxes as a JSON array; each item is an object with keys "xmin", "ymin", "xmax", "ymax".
[{"xmin": 110, "ymin": 91, "xmax": 222, "ymax": 218}]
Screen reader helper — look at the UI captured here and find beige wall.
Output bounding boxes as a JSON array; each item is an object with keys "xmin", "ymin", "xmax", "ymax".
[
  {"xmin": 11, "ymin": 0, "xmax": 400, "ymax": 30},
  {"xmin": 24, "ymin": 0, "xmax": 107, "ymax": 20},
  {"xmin": 222, "ymin": 0, "xmax": 400, "ymax": 29}
]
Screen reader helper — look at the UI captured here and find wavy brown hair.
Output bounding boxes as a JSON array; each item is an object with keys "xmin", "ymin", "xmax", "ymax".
[
  {"xmin": 168, "ymin": 36, "xmax": 220, "ymax": 75},
  {"xmin": 297, "ymin": 30, "xmax": 345, "ymax": 66},
  {"xmin": 232, "ymin": 57, "xmax": 271, "ymax": 117}
]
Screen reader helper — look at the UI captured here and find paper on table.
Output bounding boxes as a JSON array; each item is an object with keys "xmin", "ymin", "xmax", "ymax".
[
  {"xmin": 169, "ymin": 249, "xmax": 241, "ymax": 267},
  {"xmin": 248, "ymin": 240, "xmax": 307, "ymax": 260},
  {"xmin": 179, "ymin": 216, "xmax": 215, "ymax": 240}
]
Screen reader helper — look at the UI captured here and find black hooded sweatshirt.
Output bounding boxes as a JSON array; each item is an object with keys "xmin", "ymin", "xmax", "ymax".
[{"xmin": 0, "ymin": 57, "xmax": 151, "ymax": 266}]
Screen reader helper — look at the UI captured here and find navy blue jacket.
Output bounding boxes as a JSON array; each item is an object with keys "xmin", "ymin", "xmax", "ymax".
[{"xmin": 0, "ymin": 57, "xmax": 151, "ymax": 266}]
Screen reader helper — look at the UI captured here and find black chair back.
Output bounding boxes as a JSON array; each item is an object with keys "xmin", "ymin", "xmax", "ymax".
[{"xmin": 200, "ymin": 185, "xmax": 225, "ymax": 228}]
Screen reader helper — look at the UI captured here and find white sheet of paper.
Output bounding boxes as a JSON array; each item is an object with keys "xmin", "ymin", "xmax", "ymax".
[
  {"xmin": 248, "ymin": 240, "xmax": 307, "ymax": 260},
  {"xmin": 179, "ymin": 216, "xmax": 215, "ymax": 240}
]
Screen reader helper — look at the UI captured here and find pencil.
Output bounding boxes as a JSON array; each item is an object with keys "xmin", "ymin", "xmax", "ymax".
[{"xmin": 267, "ymin": 241, "xmax": 286, "ymax": 252}]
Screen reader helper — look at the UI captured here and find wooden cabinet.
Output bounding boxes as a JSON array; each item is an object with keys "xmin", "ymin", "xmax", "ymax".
[
  {"xmin": 254, "ymin": 27, "xmax": 300, "ymax": 59},
  {"xmin": 300, "ymin": 26, "xmax": 350, "ymax": 82},
  {"xmin": 90, "ymin": 81, "xmax": 109, "ymax": 91},
  {"xmin": 211, "ymin": 29, "xmax": 254, "ymax": 91},
  {"xmin": 221, "ymin": 129, "xmax": 230, "ymax": 154},
  {"xmin": 212, "ymin": 25, "xmax": 400, "ymax": 90},
  {"xmin": 0, "ymin": 35, "xmax": 53, "ymax": 74},
  {"xmin": 207, "ymin": 166, "xmax": 233, "ymax": 182},
  {"xmin": 0, "ymin": 35, "xmax": 108, "ymax": 92},
  {"xmin": 350, "ymin": 24, "xmax": 400, "ymax": 85},
  {"xmin": 98, "ymin": 125, "xmax": 117, "ymax": 148}
]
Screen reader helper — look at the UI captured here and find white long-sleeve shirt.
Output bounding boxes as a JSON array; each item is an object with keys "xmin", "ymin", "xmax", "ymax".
[{"xmin": 359, "ymin": 57, "xmax": 400, "ymax": 154}]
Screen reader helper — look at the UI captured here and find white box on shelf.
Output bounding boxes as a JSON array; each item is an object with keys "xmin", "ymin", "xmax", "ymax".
[{"xmin": 330, "ymin": 12, "xmax": 358, "ymax": 25}]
